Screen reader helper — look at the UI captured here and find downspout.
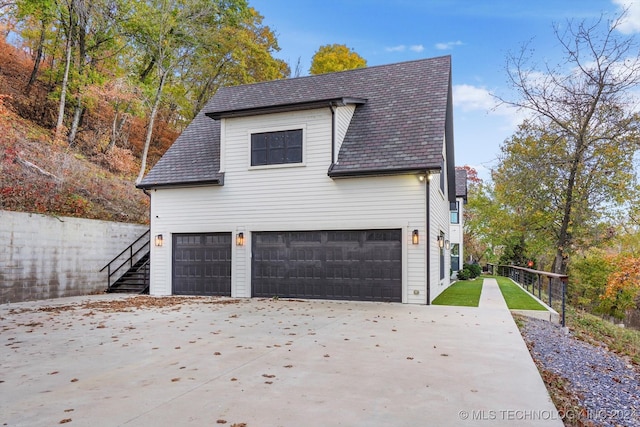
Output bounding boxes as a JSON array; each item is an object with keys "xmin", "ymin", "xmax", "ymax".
[
  {"xmin": 330, "ymin": 103, "xmax": 337, "ymax": 163},
  {"xmin": 426, "ymin": 175, "xmax": 431, "ymax": 305}
]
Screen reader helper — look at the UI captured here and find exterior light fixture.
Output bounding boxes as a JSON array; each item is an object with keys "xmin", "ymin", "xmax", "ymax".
[
  {"xmin": 437, "ymin": 235, "xmax": 444, "ymax": 249},
  {"xmin": 445, "ymin": 240, "xmax": 450, "ymax": 250},
  {"xmin": 412, "ymin": 229, "xmax": 419, "ymax": 245},
  {"xmin": 154, "ymin": 234, "xmax": 164, "ymax": 247},
  {"xmin": 236, "ymin": 232, "xmax": 245, "ymax": 246},
  {"xmin": 418, "ymin": 174, "xmax": 426, "ymax": 182}
]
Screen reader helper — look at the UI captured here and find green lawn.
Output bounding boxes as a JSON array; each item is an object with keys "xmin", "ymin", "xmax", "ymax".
[
  {"xmin": 432, "ymin": 279, "xmax": 483, "ymax": 307},
  {"xmin": 493, "ymin": 276, "xmax": 547, "ymax": 310}
]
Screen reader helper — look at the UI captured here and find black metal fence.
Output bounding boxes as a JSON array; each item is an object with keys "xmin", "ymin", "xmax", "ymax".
[{"xmin": 487, "ymin": 264, "xmax": 569, "ymax": 327}]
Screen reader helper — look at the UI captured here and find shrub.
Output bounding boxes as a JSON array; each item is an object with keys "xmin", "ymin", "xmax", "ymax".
[
  {"xmin": 464, "ymin": 263, "xmax": 482, "ymax": 279},
  {"xmin": 457, "ymin": 268, "xmax": 471, "ymax": 280}
]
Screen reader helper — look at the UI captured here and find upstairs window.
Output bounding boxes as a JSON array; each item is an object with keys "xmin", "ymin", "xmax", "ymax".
[
  {"xmin": 451, "ymin": 201, "xmax": 460, "ymax": 224},
  {"xmin": 251, "ymin": 129, "xmax": 303, "ymax": 166}
]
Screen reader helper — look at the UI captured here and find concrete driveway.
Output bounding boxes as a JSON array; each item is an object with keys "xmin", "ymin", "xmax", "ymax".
[{"xmin": 1, "ymin": 290, "xmax": 562, "ymax": 426}]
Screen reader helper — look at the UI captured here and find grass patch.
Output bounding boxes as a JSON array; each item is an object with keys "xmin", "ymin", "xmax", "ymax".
[
  {"xmin": 432, "ymin": 279, "xmax": 483, "ymax": 307},
  {"xmin": 493, "ymin": 276, "xmax": 547, "ymax": 310}
]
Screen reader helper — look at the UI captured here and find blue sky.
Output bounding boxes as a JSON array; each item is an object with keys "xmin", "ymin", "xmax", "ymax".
[{"xmin": 249, "ymin": 0, "xmax": 640, "ymax": 180}]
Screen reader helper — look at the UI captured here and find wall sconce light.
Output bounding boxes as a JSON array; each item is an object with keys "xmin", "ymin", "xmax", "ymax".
[
  {"xmin": 154, "ymin": 234, "xmax": 163, "ymax": 247},
  {"xmin": 445, "ymin": 240, "xmax": 450, "ymax": 250},
  {"xmin": 418, "ymin": 174, "xmax": 426, "ymax": 182},
  {"xmin": 437, "ymin": 235, "xmax": 444, "ymax": 249},
  {"xmin": 412, "ymin": 229, "xmax": 419, "ymax": 245},
  {"xmin": 236, "ymin": 232, "xmax": 245, "ymax": 246}
]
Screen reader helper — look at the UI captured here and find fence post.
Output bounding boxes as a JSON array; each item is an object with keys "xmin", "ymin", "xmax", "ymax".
[
  {"xmin": 562, "ymin": 280, "xmax": 566, "ymax": 327},
  {"xmin": 538, "ymin": 275, "xmax": 542, "ymax": 300},
  {"xmin": 548, "ymin": 277, "xmax": 552, "ymax": 307}
]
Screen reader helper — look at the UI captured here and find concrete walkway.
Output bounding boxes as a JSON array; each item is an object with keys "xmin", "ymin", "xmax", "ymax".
[
  {"xmin": 1, "ymin": 283, "xmax": 563, "ymax": 426},
  {"xmin": 479, "ymin": 277, "xmax": 510, "ymax": 309}
]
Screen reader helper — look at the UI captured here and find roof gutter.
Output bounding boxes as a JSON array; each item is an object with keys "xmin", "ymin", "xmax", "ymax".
[
  {"xmin": 136, "ymin": 176, "xmax": 224, "ymax": 190},
  {"xmin": 328, "ymin": 166, "xmax": 441, "ymax": 179},
  {"xmin": 207, "ymin": 97, "xmax": 366, "ymax": 120}
]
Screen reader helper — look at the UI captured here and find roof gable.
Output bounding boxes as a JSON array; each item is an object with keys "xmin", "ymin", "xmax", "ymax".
[
  {"xmin": 138, "ymin": 56, "xmax": 453, "ymax": 189},
  {"xmin": 455, "ymin": 169, "xmax": 468, "ymax": 201}
]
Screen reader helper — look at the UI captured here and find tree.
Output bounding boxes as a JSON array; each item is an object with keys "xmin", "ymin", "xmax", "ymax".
[
  {"xmin": 177, "ymin": 7, "xmax": 289, "ymax": 121},
  {"xmin": 497, "ymin": 10, "xmax": 640, "ymax": 274},
  {"xmin": 126, "ymin": 0, "xmax": 249, "ymax": 184},
  {"xmin": 309, "ymin": 43, "xmax": 366, "ymax": 75}
]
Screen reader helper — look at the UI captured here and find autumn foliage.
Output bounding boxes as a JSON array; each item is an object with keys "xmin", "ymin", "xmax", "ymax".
[
  {"xmin": 0, "ymin": 38, "xmax": 152, "ymax": 223},
  {"xmin": 601, "ymin": 254, "xmax": 640, "ymax": 319}
]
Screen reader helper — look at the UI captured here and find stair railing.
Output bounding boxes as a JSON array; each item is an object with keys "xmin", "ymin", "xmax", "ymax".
[{"xmin": 100, "ymin": 230, "xmax": 150, "ymax": 292}]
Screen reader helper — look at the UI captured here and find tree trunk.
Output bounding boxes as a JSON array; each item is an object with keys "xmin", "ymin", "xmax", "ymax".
[
  {"xmin": 54, "ymin": 35, "xmax": 73, "ymax": 141},
  {"xmin": 136, "ymin": 70, "xmax": 167, "ymax": 184},
  {"xmin": 26, "ymin": 20, "xmax": 47, "ymax": 95},
  {"xmin": 67, "ymin": 104, "xmax": 84, "ymax": 145},
  {"xmin": 552, "ymin": 148, "xmax": 582, "ymax": 275}
]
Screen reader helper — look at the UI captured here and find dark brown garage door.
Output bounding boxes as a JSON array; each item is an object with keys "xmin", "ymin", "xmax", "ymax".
[
  {"xmin": 252, "ymin": 230, "xmax": 401, "ymax": 302},
  {"xmin": 173, "ymin": 233, "xmax": 231, "ymax": 296}
]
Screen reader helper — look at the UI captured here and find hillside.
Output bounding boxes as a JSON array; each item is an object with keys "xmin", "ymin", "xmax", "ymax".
[{"xmin": 0, "ymin": 37, "xmax": 178, "ymax": 224}]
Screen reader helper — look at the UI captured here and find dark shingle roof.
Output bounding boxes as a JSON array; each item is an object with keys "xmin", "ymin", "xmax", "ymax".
[
  {"xmin": 138, "ymin": 56, "xmax": 453, "ymax": 188},
  {"xmin": 455, "ymin": 168, "xmax": 468, "ymax": 201}
]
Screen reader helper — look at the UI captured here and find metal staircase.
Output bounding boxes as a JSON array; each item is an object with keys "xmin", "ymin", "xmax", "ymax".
[{"xmin": 100, "ymin": 230, "xmax": 150, "ymax": 294}]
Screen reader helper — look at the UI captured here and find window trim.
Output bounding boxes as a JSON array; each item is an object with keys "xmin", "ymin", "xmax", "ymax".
[{"xmin": 248, "ymin": 125, "xmax": 307, "ymax": 170}]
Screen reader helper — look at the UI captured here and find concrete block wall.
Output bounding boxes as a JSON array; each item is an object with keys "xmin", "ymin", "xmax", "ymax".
[{"xmin": 0, "ymin": 210, "xmax": 148, "ymax": 304}]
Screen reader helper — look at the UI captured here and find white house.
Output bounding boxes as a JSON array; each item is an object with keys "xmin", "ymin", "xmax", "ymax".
[
  {"xmin": 138, "ymin": 56, "xmax": 457, "ymax": 304},
  {"xmin": 450, "ymin": 169, "xmax": 468, "ymax": 273}
]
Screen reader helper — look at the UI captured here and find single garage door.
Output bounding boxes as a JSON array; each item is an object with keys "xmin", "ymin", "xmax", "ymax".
[
  {"xmin": 252, "ymin": 229, "xmax": 401, "ymax": 302},
  {"xmin": 173, "ymin": 233, "xmax": 232, "ymax": 296}
]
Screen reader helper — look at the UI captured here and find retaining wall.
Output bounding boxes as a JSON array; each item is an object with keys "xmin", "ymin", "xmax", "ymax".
[{"xmin": 0, "ymin": 210, "xmax": 148, "ymax": 304}]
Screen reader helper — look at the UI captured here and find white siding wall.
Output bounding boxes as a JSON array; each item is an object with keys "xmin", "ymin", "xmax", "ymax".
[
  {"xmin": 150, "ymin": 107, "xmax": 435, "ymax": 303},
  {"xmin": 428, "ymin": 139, "xmax": 453, "ymax": 302},
  {"xmin": 334, "ymin": 105, "xmax": 355, "ymax": 161}
]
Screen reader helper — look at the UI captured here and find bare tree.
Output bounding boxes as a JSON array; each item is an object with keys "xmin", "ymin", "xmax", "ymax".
[{"xmin": 497, "ymin": 10, "xmax": 640, "ymax": 274}]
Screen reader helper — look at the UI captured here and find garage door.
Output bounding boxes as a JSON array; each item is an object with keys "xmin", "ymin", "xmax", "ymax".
[
  {"xmin": 172, "ymin": 233, "xmax": 231, "ymax": 296},
  {"xmin": 252, "ymin": 230, "xmax": 401, "ymax": 302}
]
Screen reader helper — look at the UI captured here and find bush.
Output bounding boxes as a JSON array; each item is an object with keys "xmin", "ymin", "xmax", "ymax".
[
  {"xmin": 457, "ymin": 268, "xmax": 471, "ymax": 280},
  {"xmin": 463, "ymin": 263, "xmax": 482, "ymax": 279}
]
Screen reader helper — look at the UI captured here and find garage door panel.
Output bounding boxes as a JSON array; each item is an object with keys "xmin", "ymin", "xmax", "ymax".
[
  {"xmin": 252, "ymin": 230, "xmax": 401, "ymax": 302},
  {"xmin": 173, "ymin": 233, "xmax": 231, "ymax": 296}
]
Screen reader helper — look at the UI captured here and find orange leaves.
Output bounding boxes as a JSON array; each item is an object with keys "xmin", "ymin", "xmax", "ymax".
[{"xmin": 603, "ymin": 254, "xmax": 640, "ymax": 300}]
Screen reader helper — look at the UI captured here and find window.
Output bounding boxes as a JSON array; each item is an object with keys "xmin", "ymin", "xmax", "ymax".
[
  {"xmin": 451, "ymin": 243, "xmax": 460, "ymax": 271},
  {"xmin": 450, "ymin": 201, "xmax": 459, "ymax": 224},
  {"xmin": 251, "ymin": 129, "xmax": 303, "ymax": 166},
  {"xmin": 439, "ymin": 160, "xmax": 445, "ymax": 193}
]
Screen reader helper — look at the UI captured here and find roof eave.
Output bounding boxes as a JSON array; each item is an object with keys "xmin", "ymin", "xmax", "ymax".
[
  {"xmin": 206, "ymin": 97, "xmax": 367, "ymax": 120},
  {"xmin": 327, "ymin": 165, "xmax": 441, "ymax": 179},
  {"xmin": 136, "ymin": 175, "xmax": 224, "ymax": 190}
]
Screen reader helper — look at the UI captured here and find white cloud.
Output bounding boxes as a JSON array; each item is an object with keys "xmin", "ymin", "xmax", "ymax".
[
  {"xmin": 385, "ymin": 45, "xmax": 406, "ymax": 52},
  {"xmin": 435, "ymin": 40, "xmax": 463, "ymax": 50},
  {"xmin": 453, "ymin": 84, "xmax": 528, "ymax": 130},
  {"xmin": 385, "ymin": 44, "xmax": 424, "ymax": 53},
  {"xmin": 453, "ymin": 84, "xmax": 497, "ymax": 112},
  {"xmin": 613, "ymin": 0, "xmax": 640, "ymax": 34}
]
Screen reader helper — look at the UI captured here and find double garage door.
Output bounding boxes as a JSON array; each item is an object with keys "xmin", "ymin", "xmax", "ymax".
[{"xmin": 172, "ymin": 229, "xmax": 402, "ymax": 302}]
